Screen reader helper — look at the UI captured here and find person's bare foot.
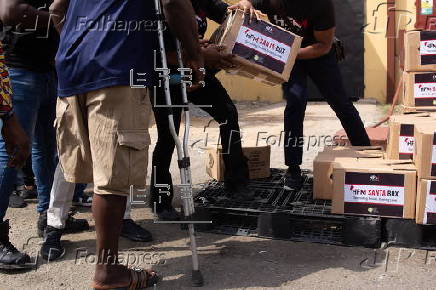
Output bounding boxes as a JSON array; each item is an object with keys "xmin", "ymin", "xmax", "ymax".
[
  {"xmin": 93, "ymin": 265, "xmax": 159, "ymax": 289},
  {"xmin": 93, "ymin": 265, "xmax": 131, "ymax": 288}
]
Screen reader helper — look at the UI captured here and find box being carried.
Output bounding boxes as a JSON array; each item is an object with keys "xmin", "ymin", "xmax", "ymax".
[
  {"xmin": 403, "ymin": 71, "xmax": 436, "ymax": 108},
  {"xmin": 313, "ymin": 146, "xmax": 385, "ymax": 200},
  {"xmin": 332, "ymin": 159, "xmax": 417, "ymax": 219},
  {"xmin": 416, "ymin": 179, "xmax": 436, "ymax": 225},
  {"xmin": 206, "ymin": 146, "xmax": 271, "ymax": 181},
  {"xmin": 414, "ymin": 123, "xmax": 436, "ymax": 180},
  {"xmin": 404, "ymin": 30, "xmax": 436, "ymax": 72},
  {"xmin": 212, "ymin": 10, "xmax": 302, "ymax": 86},
  {"xmin": 386, "ymin": 113, "xmax": 436, "ymax": 160}
]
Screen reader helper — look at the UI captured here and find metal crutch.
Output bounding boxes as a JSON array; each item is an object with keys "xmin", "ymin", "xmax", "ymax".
[{"xmin": 154, "ymin": 0, "xmax": 204, "ymax": 286}]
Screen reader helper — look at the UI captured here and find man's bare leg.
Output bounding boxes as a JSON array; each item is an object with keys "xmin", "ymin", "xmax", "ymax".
[{"xmin": 93, "ymin": 194, "xmax": 130, "ymax": 287}]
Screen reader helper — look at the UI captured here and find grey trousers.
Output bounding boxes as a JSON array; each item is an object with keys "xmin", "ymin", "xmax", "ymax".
[{"xmin": 47, "ymin": 164, "xmax": 132, "ymax": 229}]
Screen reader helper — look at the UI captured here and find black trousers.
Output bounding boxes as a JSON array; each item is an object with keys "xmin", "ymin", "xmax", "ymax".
[
  {"xmin": 283, "ymin": 51, "xmax": 370, "ymax": 166},
  {"xmin": 16, "ymin": 157, "xmax": 35, "ymax": 188},
  {"xmin": 150, "ymin": 73, "xmax": 249, "ymax": 211}
]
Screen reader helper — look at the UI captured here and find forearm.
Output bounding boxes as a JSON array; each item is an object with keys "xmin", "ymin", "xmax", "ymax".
[
  {"xmin": 0, "ymin": 0, "xmax": 50, "ymax": 28},
  {"xmin": 49, "ymin": 0, "xmax": 69, "ymax": 32},
  {"xmin": 162, "ymin": 0, "xmax": 202, "ymax": 61},
  {"xmin": 297, "ymin": 43, "xmax": 332, "ymax": 60}
]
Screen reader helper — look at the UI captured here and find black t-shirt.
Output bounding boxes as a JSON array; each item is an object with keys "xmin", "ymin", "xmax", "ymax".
[
  {"xmin": 0, "ymin": 0, "xmax": 59, "ymax": 72},
  {"xmin": 252, "ymin": 0, "xmax": 335, "ymax": 47}
]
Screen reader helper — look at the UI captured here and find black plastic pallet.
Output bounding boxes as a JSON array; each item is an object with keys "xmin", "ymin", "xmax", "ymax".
[
  {"xmin": 196, "ymin": 169, "xmax": 334, "ymax": 217},
  {"xmin": 194, "ymin": 169, "xmax": 381, "ymax": 248},
  {"xmin": 382, "ymin": 219, "xmax": 436, "ymax": 250}
]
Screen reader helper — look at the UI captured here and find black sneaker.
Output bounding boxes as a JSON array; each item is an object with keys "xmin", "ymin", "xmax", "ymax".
[
  {"xmin": 284, "ymin": 167, "xmax": 303, "ymax": 192},
  {"xmin": 16, "ymin": 185, "xmax": 37, "ymax": 200},
  {"xmin": 37, "ymin": 211, "xmax": 47, "ymax": 238},
  {"xmin": 157, "ymin": 207, "xmax": 180, "ymax": 221},
  {"xmin": 8, "ymin": 193, "xmax": 27, "ymax": 208},
  {"xmin": 64, "ymin": 211, "xmax": 90, "ymax": 234},
  {"xmin": 121, "ymin": 219, "xmax": 152, "ymax": 242},
  {"xmin": 40, "ymin": 226, "xmax": 65, "ymax": 261},
  {"xmin": 0, "ymin": 220, "xmax": 32, "ymax": 270},
  {"xmin": 72, "ymin": 195, "xmax": 93, "ymax": 207}
]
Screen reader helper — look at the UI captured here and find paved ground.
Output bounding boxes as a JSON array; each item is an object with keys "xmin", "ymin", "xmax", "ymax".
[{"xmin": 4, "ymin": 101, "xmax": 436, "ymax": 290}]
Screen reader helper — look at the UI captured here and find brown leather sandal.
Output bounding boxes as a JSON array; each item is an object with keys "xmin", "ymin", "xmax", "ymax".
[{"xmin": 93, "ymin": 267, "xmax": 160, "ymax": 290}]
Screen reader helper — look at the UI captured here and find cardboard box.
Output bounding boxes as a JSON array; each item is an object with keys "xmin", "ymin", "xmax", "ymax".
[
  {"xmin": 334, "ymin": 127, "xmax": 389, "ymax": 149},
  {"xmin": 414, "ymin": 123, "xmax": 436, "ymax": 179},
  {"xmin": 403, "ymin": 71, "xmax": 436, "ymax": 107},
  {"xmin": 332, "ymin": 159, "xmax": 417, "ymax": 219},
  {"xmin": 416, "ymin": 179, "xmax": 436, "ymax": 225},
  {"xmin": 386, "ymin": 113, "xmax": 436, "ymax": 160},
  {"xmin": 404, "ymin": 30, "xmax": 436, "ymax": 72},
  {"xmin": 212, "ymin": 10, "xmax": 302, "ymax": 86},
  {"xmin": 313, "ymin": 146, "xmax": 385, "ymax": 200},
  {"xmin": 206, "ymin": 146, "xmax": 271, "ymax": 181},
  {"xmin": 398, "ymin": 105, "xmax": 436, "ymax": 114}
]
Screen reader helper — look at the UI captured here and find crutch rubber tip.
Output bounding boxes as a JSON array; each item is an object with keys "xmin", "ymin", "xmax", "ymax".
[{"xmin": 192, "ymin": 270, "xmax": 204, "ymax": 287}]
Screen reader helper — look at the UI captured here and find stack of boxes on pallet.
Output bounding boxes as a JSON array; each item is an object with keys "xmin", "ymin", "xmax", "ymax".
[
  {"xmin": 402, "ymin": 31, "xmax": 436, "ymax": 112},
  {"xmin": 313, "ymin": 30, "xmax": 436, "ymax": 224},
  {"xmin": 415, "ymin": 123, "xmax": 436, "ymax": 224}
]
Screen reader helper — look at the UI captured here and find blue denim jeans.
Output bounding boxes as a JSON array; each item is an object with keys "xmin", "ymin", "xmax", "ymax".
[{"xmin": 0, "ymin": 68, "xmax": 57, "ymax": 220}]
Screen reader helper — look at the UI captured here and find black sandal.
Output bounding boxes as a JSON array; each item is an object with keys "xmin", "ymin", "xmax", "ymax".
[{"xmin": 93, "ymin": 267, "xmax": 160, "ymax": 290}]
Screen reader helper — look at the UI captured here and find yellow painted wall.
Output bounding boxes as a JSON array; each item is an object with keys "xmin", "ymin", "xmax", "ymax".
[
  {"xmin": 395, "ymin": 1, "xmax": 417, "ymax": 31},
  {"xmin": 363, "ymin": 0, "xmax": 417, "ymax": 103},
  {"xmin": 363, "ymin": 0, "xmax": 389, "ymax": 103}
]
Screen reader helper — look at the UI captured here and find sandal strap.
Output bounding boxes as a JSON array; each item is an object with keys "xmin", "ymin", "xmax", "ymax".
[
  {"xmin": 91, "ymin": 268, "xmax": 156, "ymax": 290},
  {"xmin": 137, "ymin": 270, "xmax": 148, "ymax": 289},
  {"xmin": 129, "ymin": 269, "xmax": 139, "ymax": 290},
  {"xmin": 129, "ymin": 268, "xmax": 153, "ymax": 289}
]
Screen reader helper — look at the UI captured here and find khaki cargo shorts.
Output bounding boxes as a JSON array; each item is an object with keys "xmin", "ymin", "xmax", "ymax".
[{"xmin": 55, "ymin": 86, "xmax": 152, "ymax": 196}]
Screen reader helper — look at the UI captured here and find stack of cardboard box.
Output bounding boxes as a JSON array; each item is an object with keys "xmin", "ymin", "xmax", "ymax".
[
  {"xmin": 331, "ymin": 159, "xmax": 417, "ymax": 219},
  {"xmin": 402, "ymin": 31, "xmax": 436, "ymax": 113},
  {"xmin": 311, "ymin": 30, "xmax": 436, "ymax": 224},
  {"xmin": 313, "ymin": 146, "xmax": 418, "ymax": 219},
  {"xmin": 414, "ymin": 123, "xmax": 436, "ymax": 224},
  {"xmin": 321, "ymin": 112, "xmax": 436, "ymax": 222},
  {"xmin": 386, "ymin": 113, "xmax": 436, "ymax": 160},
  {"xmin": 313, "ymin": 146, "xmax": 385, "ymax": 200}
]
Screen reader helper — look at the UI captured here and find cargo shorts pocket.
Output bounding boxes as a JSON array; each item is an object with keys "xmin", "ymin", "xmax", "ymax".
[{"xmin": 110, "ymin": 129, "xmax": 151, "ymax": 190}]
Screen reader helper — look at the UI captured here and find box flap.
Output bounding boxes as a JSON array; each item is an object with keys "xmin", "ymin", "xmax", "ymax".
[
  {"xmin": 415, "ymin": 122, "xmax": 436, "ymax": 134},
  {"xmin": 333, "ymin": 158, "xmax": 416, "ymax": 172}
]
